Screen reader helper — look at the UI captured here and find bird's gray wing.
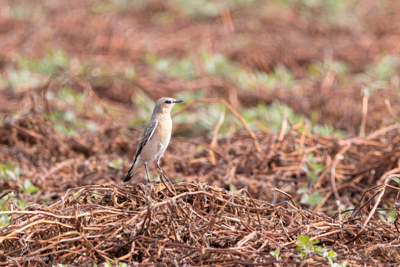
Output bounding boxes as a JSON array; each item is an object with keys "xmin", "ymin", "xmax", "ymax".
[
  {"xmin": 124, "ymin": 120, "xmax": 158, "ymax": 183},
  {"xmin": 133, "ymin": 120, "xmax": 158, "ymax": 162}
]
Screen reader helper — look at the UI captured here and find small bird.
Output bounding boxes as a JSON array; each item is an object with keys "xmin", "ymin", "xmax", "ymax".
[{"xmin": 123, "ymin": 97, "xmax": 183, "ymax": 184}]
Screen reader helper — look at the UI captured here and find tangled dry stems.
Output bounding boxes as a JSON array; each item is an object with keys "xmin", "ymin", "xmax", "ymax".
[{"xmin": 1, "ymin": 175, "xmax": 399, "ymax": 266}]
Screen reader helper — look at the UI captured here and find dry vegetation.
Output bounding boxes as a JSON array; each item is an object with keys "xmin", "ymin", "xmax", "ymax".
[
  {"xmin": 1, "ymin": 0, "xmax": 400, "ymax": 266},
  {"xmin": 1, "ymin": 178, "xmax": 399, "ymax": 266}
]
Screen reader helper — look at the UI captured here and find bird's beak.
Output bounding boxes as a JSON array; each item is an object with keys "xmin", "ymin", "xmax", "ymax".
[{"xmin": 174, "ymin": 100, "xmax": 183, "ymax": 103}]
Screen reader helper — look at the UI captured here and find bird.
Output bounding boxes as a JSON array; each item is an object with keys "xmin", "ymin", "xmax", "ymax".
[{"xmin": 123, "ymin": 97, "xmax": 183, "ymax": 184}]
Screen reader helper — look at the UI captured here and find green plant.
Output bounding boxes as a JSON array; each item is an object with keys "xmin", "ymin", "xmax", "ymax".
[
  {"xmin": 103, "ymin": 258, "xmax": 128, "ymax": 267},
  {"xmin": 354, "ymin": 55, "xmax": 400, "ymax": 92},
  {"xmin": 16, "ymin": 49, "xmax": 70, "ymax": 76},
  {"xmin": 270, "ymin": 248, "xmax": 284, "ymax": 261},
  {"xmin": 57, "ymin": 87, "xmax": 89, "ymax": 111},
  {"xmin": 173, "ymin": 176, "xmax": 184, "ymax": 182},
  {"xmin": 0, "ymin": 49, "xmax": 89, "ymax": 91},
  {"xmin": 296, "ymin": 235, "xmax": 321, "ymax": 258},
  {"xmin": 0, "ymin": 214, "xmax": 9, "ymax": 226},
  {"xmin": 242, "ymin": 101, "xmax": 343, "ymax": 137},
  {"xmin": 44, "ymin": 87, "xmax": 100, "ymax": 135},
  {"xmin": 91, "ymin": 0, "xmax": 147, "ymax": 14},
  {"xmin": 199, "ymin": 52, "xmax": 295, "ymax": 90},
  {"xmin": 114, "ymin": 257, "xmax": 128, "ymax": 267},
  {"xmin": 9, "ymin": 0, "xmax": 44, "ymax": 21},
  {"xmin": 307, "ymin": 60, "xmax": 350, "ymax": 82},
  {"xmin": 19, "ymin": 180, "xmax": 39, "ymax": 194},
  {"xmin": 329, "ymin": 261, "xmax": 347, "ymax": 267},
  {"xmin": 144, "ymin": 53, "xmax": 194, "ymax": 80},
  {"xmin": 0, "ymin": 69, "xmax": 42, "ymax": 90},
  {"xmin": 0, "ymin": 163, "xmax": 23, "ymax": 179},
  {"xmin": 278, "ymin": 0, "xmax": 361, "ymax": 26},
  {"xmin": 0, "ymin": 164, "xmax": 40, "ymax": 226},
  {"xmin": 172, "ymin": 92, "xmax": 232, "ymax": 138},
  {"xmin": 50, "ymin": 110, "xmax": 98, "ymax": 135},
  {"xmin": 296, "ymin": 236, "xmax": 346, "ymax": 265},
  {"xmin": 144, "ymin": 51, "xmax": 296, "ymax": 91},
  {"xmin": 108, "ymin": 159, "xmax": 124, "ymax": 171},
  {"xmin": 1, "ymin": 49, "xmax": 93, "ymax": 91},
  {"xmin": 171, "ymin": 0, "xmax": 257, "ymax": 18},
  {"xmin": 302, "ymin": 153, "xmax": 326, "ymax": 183},
  {"xmin": 242, "ymin": 101, "xmax": 306, "ymax": 133},
  {"xmin": 366, "ymin": 55, "xmax": 399, "ymax": 83},
  {"xmin": 170, "ymin": 93, "xmax": 344, "ymax": 139},
  {"xmin": 391, "ymin": 176, "xmax": 400, "ymax": 184},
  {"xmin": 91, "ymin": 190, "xmax": 103, "ymax": 199},
  {"xmin": 0, "ymin": 192, "xmax": 14, "ymax": 226},
  {"xmin": 377, "ymin": 204, "xmax": 397, "ymax": 223},
  {"xmin": 322, "ymin": 248, "xmax": 347, "ymax": 267},
  {"xmin": 309, "ymin": 111, "xmax": 342, "ymax": 137},
  {"xmin": 124, "ymin": 66, "xmax": 136, "ymax": 79},
  {"xmin": 1, "ymin": 192, "xmax": 36, "ymax": 226},
  {"xmin": 297, "ymin": 187, "xmax": 323, "ymax": 206},
  {"xmin": 229, "ymin": 183, "xmax": 242, "ymax": 195}
]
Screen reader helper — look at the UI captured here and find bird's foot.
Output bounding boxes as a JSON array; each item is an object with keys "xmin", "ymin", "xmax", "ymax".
[
  {"xmin": 157, "ymin": 171, "xmax": 174, "ymax": 185},
  {"xmin": 160, "ymin": 176, "xmax": 174, "ymax": 186},
  {"xmin": 165, "ymin": 178, "xmax": 175, "ymax": 186}
]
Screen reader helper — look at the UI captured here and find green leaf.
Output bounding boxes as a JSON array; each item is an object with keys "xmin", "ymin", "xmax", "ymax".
[
  {"xmin": 108, "ymin": 159, "xmax": 123, "ymax": 171},
  {"xmin": 5, "ymin": 169, "xmax": 16, "ymax": 179},
  {"xmin": 0, "ymin": 164, "xmax": 5, "ymax": 174},
  {"xmin": 6, "ymin": 162, "xmax": 14, "ymax": 171},
  {"xmin": 310, "ymin": 239, "xmax": 319, "ymax": 245},
  {"xmin": 20, "ymin": 180, "xmax": 39, "ymax": 194},
  {"xmin": 297, "ymin": 235, "xmax": 309, "ymax": 247}
]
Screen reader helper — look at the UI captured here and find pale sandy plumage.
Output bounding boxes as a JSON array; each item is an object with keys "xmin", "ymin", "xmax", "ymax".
[{"xmin": 123, "ymin": 97, "xmax": 183, "ymax": 183}]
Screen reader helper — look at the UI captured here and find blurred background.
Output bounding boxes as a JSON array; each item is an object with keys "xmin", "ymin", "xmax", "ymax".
[
  {"xmin": 1, "ymin": 0, "xmax": 400, "ymax": 137},
  {"xmin": 1, "ymin": 0, "xmax": 400, "ymax": 222}
]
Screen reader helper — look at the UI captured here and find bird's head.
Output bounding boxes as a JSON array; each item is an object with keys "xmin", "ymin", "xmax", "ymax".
[{"xmin": 153, "ymin": 97, "xmax": 183, "ymax": 115}]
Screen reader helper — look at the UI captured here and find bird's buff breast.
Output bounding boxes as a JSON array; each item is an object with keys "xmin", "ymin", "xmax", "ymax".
[{"xmin": 140, "ymin": 123, "xmax": 171, "ymax": 163}]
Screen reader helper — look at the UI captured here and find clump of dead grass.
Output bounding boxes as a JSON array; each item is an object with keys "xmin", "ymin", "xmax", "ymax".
[{"xmin": 1, "ymin": 175, "xmax": 399, "ymax": 266}]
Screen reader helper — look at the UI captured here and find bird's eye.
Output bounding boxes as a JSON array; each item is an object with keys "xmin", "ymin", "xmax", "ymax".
[{"xmin": 165, "ymin": 100, "xmax": 172, "ymax": 104}]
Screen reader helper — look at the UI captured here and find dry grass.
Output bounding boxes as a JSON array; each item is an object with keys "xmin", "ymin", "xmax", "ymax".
[{"xmin": 1, "ymin": 174, "xmax": 399, "ymax": 266}]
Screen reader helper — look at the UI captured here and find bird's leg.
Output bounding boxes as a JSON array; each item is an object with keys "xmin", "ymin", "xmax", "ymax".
[
  {"xmin": 144, "ymin": 162, "xmax": 154, "ymax": 184},
  {"xmin": 156, "ymin": 159, "xmax": 173, "ymax": 185}
]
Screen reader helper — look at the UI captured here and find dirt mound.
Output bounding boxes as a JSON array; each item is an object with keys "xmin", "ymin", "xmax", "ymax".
[{"xmin": 1, "ymin": 179, "xmax": 398, "ymax": 266}]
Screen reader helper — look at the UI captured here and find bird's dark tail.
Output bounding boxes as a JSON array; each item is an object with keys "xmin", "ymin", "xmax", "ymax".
[{"xmin": 123, "ymin": 163, "xmax": 137, "ymax": 183}]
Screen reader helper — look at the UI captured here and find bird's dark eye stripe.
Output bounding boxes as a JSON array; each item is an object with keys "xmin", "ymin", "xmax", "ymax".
[{"xmin": 165, "ymin": 100, "xmax": 172, "ymax": 104}]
